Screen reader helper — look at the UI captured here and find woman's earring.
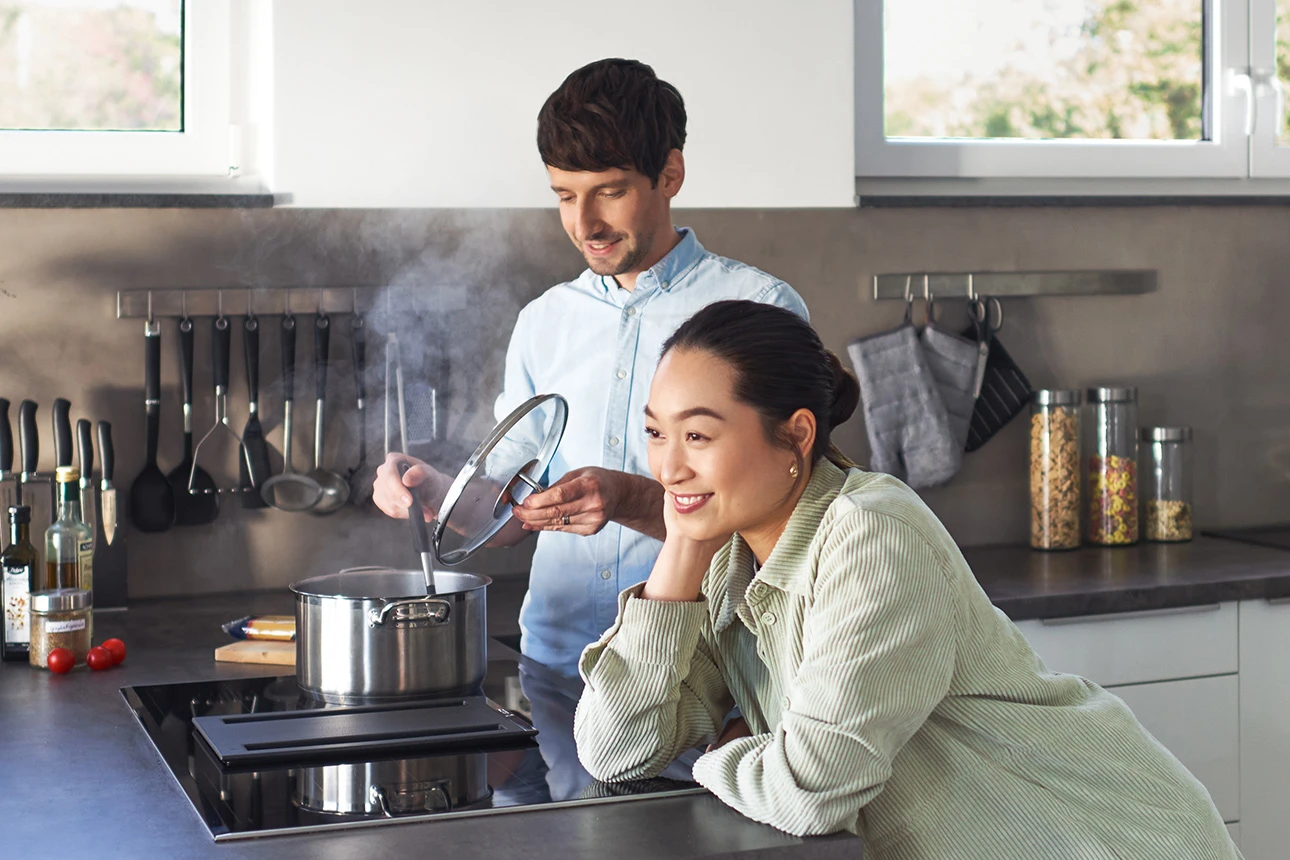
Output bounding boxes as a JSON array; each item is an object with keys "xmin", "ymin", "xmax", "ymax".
[{"xmin": 789, "ymin": 463, "xmax": 799, "ymax": 479}]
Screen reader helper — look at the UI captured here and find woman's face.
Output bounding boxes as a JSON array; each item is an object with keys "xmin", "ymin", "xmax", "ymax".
[{"xmin": 645, "ymin": 348, "xmax": 810, "ymax": 551}]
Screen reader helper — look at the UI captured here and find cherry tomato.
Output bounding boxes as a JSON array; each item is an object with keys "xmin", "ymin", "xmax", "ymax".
[
  {"xmin": 101, "ymin": 638, "xmax": 126, "ymax": 665},
  {"xmin": 86, "ymin": 646, "xmax": 113, "ymax": 672},
  {"xmin": 46, "ymin": 648, "xmax": 74, "ymax": 674}
]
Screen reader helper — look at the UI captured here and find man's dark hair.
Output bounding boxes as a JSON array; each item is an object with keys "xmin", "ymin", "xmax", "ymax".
[{"xmin": 537, "ymin": 58, "xmax": 686, "ymax": 186}]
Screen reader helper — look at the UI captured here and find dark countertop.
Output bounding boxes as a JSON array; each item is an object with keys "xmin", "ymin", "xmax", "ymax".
[
  {"xmin": 964, "ymin": 535, "xmax": 1290, "ymax": 620},
  {"xmin": 0, "ymin": 586, "xmax": 859, "ymax": 860}
]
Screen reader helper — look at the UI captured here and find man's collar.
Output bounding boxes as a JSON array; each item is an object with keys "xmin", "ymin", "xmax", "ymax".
[{"xmin": 595, "ymin": 226, "xmax": 704, "ymax": 295}]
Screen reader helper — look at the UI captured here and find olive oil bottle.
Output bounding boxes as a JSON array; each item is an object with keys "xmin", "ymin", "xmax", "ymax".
[
  {"xmin": 45, "ymin": 467, "xmax": 92, "ymax": 593},
  {"xmin": 1, "ymin": 505, "xmax": 38, "ymax": 662}
]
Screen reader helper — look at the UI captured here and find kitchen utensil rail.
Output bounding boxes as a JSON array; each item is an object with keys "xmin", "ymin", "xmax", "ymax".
[
  {"xmin": 117, "ymin": 287, "xmax": 380, "ymax": 320},
  {"xmin": 872, "ymin": 270, "xmax": 1157, "ymax": 302}
]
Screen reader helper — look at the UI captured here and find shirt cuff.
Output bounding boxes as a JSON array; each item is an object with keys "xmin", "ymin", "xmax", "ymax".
[{"xmin": 579, "ymin": 583, "xmax": 708, "ymax": 680}]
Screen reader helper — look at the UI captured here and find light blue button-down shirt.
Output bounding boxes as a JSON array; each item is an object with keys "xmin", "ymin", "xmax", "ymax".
[{"xmin": 494, "ymin": 227, "xmax": 809, "ymax": 676}]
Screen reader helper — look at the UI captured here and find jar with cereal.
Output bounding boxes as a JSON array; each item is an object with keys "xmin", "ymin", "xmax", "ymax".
[
  {"xmin": 1029, "ymin": 389, "xmax": 1082, "ymax": 550},
  {"xmin": 1084, "ymin": 387, "xmax": 1139, "ymax": 546},
  {"xmin": 1141, "ymin": 426, "xmax": 1193, "ymax": 542}
]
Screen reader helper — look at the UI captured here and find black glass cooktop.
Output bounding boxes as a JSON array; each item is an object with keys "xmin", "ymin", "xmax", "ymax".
[
  {"xmin": 1205, "ymin": 524, "xmax": 1290, "ymax": 551},
  {"xmin": 122, "ymin": 643, "xmax": 702, "ymax": 841}
]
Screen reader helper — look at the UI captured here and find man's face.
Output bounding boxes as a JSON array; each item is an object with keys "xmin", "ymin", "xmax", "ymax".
[{"xmin": 548, "ymin": 165, "xmax": 669, "ymax": 278}]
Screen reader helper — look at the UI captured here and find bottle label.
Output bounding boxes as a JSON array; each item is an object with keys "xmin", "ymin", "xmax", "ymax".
[
  {"xmin": 3, "ymin": 564, "xmax": 32, "ymax": 645},
  {"xmin": 78, "ymin": 539, "xmax": 94, "ymax": 592},
  {"xmin": 46, "ymin": 618, "xmax": 86, "ymax": 634}
]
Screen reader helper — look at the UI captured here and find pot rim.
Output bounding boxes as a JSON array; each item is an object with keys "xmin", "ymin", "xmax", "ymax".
[{"xmin": 290, "ymin": 567, "xmax": 492, "ymax": 601}]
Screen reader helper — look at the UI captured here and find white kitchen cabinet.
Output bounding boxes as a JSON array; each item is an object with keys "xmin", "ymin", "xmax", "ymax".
[
  {"xmin": 1012, "ymin": 602, "xmax": 1238, "ymax": 687},
  {"xmin": 269, "ymin": 1, "xmax": 855, "ymax": 208},
  {"xmin": 1013, "ymin": 603, "xmax": 1242, "ymax": 828},
  {"xmin": 1237, "ymin": 597, "xmax": 1290, "ymax": 860},
  {"xmin": 1109, "ymin": 676, "xmax": 1240, "ymax": 824}
]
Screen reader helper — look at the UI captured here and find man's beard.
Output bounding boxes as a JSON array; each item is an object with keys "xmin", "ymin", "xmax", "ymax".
[{"xmin": 582, "ymin": 226, "xmax": 655, "ymax": 277}]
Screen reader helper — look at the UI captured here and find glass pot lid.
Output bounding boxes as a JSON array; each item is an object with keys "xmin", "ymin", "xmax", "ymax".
[{"xmin": 432, "ymin": 393, "xmax": 568, "ymax": 566}]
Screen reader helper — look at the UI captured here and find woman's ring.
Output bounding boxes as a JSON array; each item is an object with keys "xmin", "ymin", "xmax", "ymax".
[{"xmin": 562, "ymin": 514, "xmax": 571, "ymax": 526}]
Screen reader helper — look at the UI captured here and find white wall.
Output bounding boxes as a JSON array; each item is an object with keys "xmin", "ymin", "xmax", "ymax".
[{"xmin": 269, "ymin": 0, "xmax": 855, "ymax": 207}]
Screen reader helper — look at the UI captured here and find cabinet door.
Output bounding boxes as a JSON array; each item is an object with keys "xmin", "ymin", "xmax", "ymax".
[
  {"xmin": 1110, "ymin": 675, "xmax": 1240, "ymax": 824},
  {"xmin": 1238, "ymin": 598, "xmax": 1290, "ymax": 860},
  {"xmin": 1014, "ymin": 602, "xmax": 1238, "ymax": 687}
]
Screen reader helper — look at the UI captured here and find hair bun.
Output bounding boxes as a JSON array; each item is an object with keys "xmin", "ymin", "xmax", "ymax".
[{"xmin": 826, "ymin": 350, "xmax": 860, "ymax": 428}]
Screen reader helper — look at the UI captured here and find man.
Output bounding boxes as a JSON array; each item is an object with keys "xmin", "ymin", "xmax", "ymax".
[{"xmin": 374, "ymin": 58, "xmax": 807, "ymax": 676}]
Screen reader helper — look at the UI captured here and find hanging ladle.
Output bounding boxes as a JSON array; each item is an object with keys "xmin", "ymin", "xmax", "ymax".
[
  {"xmin": 388, "ymin": 333, "xmax": 436, "ymax": 595},
  {"xmin": 260, "ymin": 307, "xmax": 324, "ymax": 511},
  {"xmin": 306, "ymin": 303, "xmax": 350, "ymax": 515}
]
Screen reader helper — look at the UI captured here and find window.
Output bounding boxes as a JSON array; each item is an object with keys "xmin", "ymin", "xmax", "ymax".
[
  {"xmin": 0, "ymin": 0, "xmax": 236, "ymax": 178},
  {"xmin": 855, "ymin": 0, "xmax": 1290, "ymax": 181}
]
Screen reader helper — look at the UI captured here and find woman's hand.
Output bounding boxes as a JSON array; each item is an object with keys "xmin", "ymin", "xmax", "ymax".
[
  {"xmin": 706, "ymin": 716, "xmax": 751, "ymax": 752},
  {"xmin": 641, "ymin": 492, "xmax": 731, "ymax": 602}
]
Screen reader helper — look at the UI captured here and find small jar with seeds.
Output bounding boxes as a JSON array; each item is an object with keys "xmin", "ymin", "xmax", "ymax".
[
  {"xmin": 1029, "ymin": 389, "xmax": 1082, "ymax": 550},
  {"xmin": 1141, "ymin": 426, "xmax": 1193, "ymax": 542},
  {"xmin": 29, "ymin": 588, "xmax": 92, "ymax": 669}
]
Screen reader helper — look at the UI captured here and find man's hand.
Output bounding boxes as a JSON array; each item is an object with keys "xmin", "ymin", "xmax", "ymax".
[
  {"xmin": 511, "ymin": 467, "xmax": 620, "ymax": 536},
  {"xmin": 373, "ymin": 452, "xmax": 448, "ymax": 522},
  {"xmin": 706, "ymin": 716, "xmax": 751, "ymax": 752},
  {"xmin": 510, "ymin": 468, "xmax": 667, "ymax": 540}
]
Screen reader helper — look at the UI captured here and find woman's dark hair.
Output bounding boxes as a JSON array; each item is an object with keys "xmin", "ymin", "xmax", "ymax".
[
  {"xmin": 662, "ymin": 300, "xmax": 860, "ymax": 477},
  {"xmin": 537, "ymin": 58, "xmax": 686, "ymax": 186}
]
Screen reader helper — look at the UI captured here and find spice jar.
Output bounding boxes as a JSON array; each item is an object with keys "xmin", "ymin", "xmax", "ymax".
[
  {"xmin": 1085, "ymin": 387, "xmax": 1139, "ymax": 546},
  {"xmin": 1029, "ymin": 389, "xmax": 1082, "ymax": 550},
  {"xmin": 29, "ymin": 588, "xmax": 92, "ymax": 669},
  {"xmin": 1141, "ymin": 426, "xmax": 1193, "ymax": 542}
]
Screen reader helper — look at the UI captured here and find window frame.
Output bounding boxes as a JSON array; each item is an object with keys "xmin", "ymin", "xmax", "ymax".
[
  {"xmin": 0, "ymin": 1, "xmax": 235, "ymax": 179},
  {"xmin": 855, "ymin": 0, "xmax": 1253, "ymax": 180}
]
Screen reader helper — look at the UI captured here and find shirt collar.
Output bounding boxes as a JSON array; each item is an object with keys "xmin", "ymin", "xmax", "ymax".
[
  {"xmin": 708, "ymin": 458, "xmax": 851, "ymax": 633},
  {"xmin": 596, "ymin": 226, "xmax": 705, "ymax": 295}
]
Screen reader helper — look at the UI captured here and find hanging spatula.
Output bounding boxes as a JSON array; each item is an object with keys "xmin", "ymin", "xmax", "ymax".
[{"xmin": 239, "ymin": 314, "xmax": 271, "ymax": 508}]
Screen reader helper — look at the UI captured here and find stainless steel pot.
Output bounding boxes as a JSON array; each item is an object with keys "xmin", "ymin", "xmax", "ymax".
[
  {"xmin": 292, "ymin": 566, "xmax": 490, "ymax": 704},
  {"xmin": 293, "ymin": 753, "xmax": 492, "ymax": 818}
]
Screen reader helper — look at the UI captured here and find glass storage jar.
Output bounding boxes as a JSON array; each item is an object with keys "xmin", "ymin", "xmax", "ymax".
[
  {"xmin": 1084, "ymin": 387, "xmax": 1139, "ymax": 546},
  {"xmin": 29, "ymin": 587, "xmax": 92, "ymax": 669},
  {"xmin": 1141, "ymin": 426, "xmax": 1193, "ymax": 542},
  {"xmin": 1029, "ymin": 389, "xmax": 1082, "ymax": 550}
]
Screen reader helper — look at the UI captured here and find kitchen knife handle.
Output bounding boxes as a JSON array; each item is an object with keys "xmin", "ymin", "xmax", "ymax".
[
  {"xmin": 178, "ymin": 317, "xmax": 195, "ymax": 408},
  {"xmin": 0, "ymin": 398, "xmax": 12, "ymax": 473},
  {"xmin": 98, "ymin": 421, "xmax": 114, "ymax": 483},
  {"xmin": 145, "ymin": 326, "xmax": 161, "ymax": 409},
  {"xmin": 281, "ymin": 314, "xmax": 297, "ymax": 404},
  {"xmin": 351, "ymin": 315, "xmax": 366, "ymax": 401},
  {"xmin": 212, "ymin": 315, "xmax": 231, "ymax": 392},
  {"xmin": 314, "ymin": 314, "xmax": 331, "ymax": 400},
  {"xmin": 244, "ymin": 315, "xmax": 260, "ymax": 404},
  {"xmin": 77, "ymin": 418, "xmax": 94, "ymax": 481},
  {"xmin": 19, "ymin": 400, "xmax": 38, "ymax": 475},
  {"xmin": 52, "ymin": 398, "xmax": 72, "ymax": 468}
]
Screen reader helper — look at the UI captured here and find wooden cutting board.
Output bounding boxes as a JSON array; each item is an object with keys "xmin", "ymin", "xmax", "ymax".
[{"xmin": 214, "ymin": 640, "xmax": 296, "ymax": 666}]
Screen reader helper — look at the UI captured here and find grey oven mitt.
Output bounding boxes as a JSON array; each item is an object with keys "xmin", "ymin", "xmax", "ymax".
[
  {"xmin": 920, "ymin": 324, "xmax": 986, "ymax": 453},
  {"xmin": 847, "ymin": 324, "xmax": 961, "ymax": 489}
]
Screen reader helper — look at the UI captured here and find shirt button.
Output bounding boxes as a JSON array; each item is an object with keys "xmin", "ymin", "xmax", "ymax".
[
  {"xmin": 616, "ymin": 369, "xmax": 627, "ymax": 379},
  {"xmin": 600, "ymin": 569, "xmax": 612, "ymax": 580},
  {"xmin": 783, "ymin": 696, "xmax": 792, "ymax": 711},
  {"xmin": 661, "ymin": 280, "xmax": 670, "ymax": 289},
  {"xmin": 609, "ymin": 436, "xmax": 620, "ymax": 447},
  {"xmin": 625, "ymin": 307, "xmax": 637, "ymax": 317},
  {"xmin": 761, "ymin": 612, "xmax": 776, "ymax": 626}
]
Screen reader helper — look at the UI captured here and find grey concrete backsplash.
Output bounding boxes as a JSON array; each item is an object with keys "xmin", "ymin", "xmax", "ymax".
[{"xmin": 0, "ymin": 205, "xmax": 1287, "ymax": 598}]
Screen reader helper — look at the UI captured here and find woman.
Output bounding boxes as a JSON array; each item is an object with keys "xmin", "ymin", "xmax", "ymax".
[{"xmin": 573, "ymin": 300, "xmax": 1238, "ymax": 859}]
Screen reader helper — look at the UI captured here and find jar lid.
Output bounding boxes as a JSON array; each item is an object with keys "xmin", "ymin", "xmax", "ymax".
[
  {"xmin": 1141, "ymin": 426, "xmax": 1192, "ymax": 442},
  {"xmin": 1032, "ymin": 389, "xmax": 1081, "ymax": 406},
  {"xmin": 55, "ymin": 465, "xmax": 80, "ymax": 484},
  {"xmin": 1087, "ymin": 386, "xmax": 1138, "ymax": 403},
  {"xmin": 31, "ymin": 588, "xmax": 91, "ymax": 612}
]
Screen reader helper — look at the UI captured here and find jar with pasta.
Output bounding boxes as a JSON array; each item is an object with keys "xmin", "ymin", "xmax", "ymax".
[
  {"xmin": 1029, "ymin": 389, "xmax": 1082, "ymax": 550},
  {"xmin": 1141, "ymin": 426, "xmax": 1193, "ymax": 542},
  {"xmin": 1084, "ymin": 387, "xmax": 1139, "ymax": 546}
]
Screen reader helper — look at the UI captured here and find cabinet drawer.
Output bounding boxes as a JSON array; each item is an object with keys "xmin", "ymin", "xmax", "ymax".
[
  {"xmin": 1111, "ymin": 675, "xmax": 1240, "ymax": 824},
  {"xmin": 1013, "ymin": 601, "xmax": 1237, "ymax": 686}
]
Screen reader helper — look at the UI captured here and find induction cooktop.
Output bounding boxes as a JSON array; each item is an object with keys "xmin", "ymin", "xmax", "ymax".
[{"xmin": 122, "ymin": 644, "xmax": 702, "ymax": 841}]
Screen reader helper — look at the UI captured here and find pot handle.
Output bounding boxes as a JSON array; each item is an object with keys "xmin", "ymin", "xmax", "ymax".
[
  {"xmin": 368, "ymin": 597, "xmax": 452, "ymax": 628},
  {"xmin": 369, "ymin": 782, "xmax": 452, "ymax": 816}
]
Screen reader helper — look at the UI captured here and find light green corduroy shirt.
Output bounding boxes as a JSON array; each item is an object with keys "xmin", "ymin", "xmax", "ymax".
[{"xmin": 574, "ymin": 460, "xmax": 1240, "ymax": 860}]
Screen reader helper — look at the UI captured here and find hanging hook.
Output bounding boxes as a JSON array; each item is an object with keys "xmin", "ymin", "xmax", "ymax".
[
  {"xmin": 146, "ymin": 290, "xmax": 154, "ymax": 323},
  {"xmin": 966, "ymin": 273, "xmax": 976, "ymax": 302},
  {"xmin": 923, "ymin": 275, "xmax": 936, "ymax": 326},
  {"xmin": 179, "ymin": 289, "xmax": 192, "ymax": 333},
  {"xmin": 215, "ymin": 289, "xmax": 228, "ymax": 331},
  {"xmin": 902, "ymin": 275, "xmax": 914, "ymax": 325},
  {"xmin": 245, "ymin": 287, "xmax": 255, "ymax": 318}
]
